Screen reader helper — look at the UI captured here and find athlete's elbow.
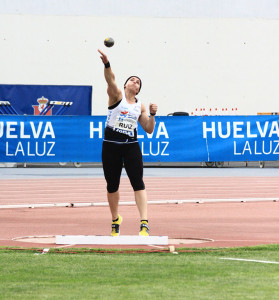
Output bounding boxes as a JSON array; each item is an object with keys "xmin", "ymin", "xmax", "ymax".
[{"xmin": 146, "ymin": 127, "xmax": 154, "ymax": 134}]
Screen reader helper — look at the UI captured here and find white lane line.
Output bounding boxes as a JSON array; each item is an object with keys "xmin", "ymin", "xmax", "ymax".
[
  {"xmin": 220, "ymin": 258, "xmax": 279, "ymax": 264},
  {"xmin": 0, "ymin": 197, "xmax": 278, "ymax": 209}
]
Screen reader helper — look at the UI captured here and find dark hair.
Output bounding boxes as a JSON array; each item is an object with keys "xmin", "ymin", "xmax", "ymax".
[{"xmin": 124, "ymin": 76, "xmax": 142, "ymax": 94}]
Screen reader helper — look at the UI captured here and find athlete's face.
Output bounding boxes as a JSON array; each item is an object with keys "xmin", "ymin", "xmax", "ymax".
[{"xmin": 125, "ymin": 77, "xmax": 141, "ymax": 94}]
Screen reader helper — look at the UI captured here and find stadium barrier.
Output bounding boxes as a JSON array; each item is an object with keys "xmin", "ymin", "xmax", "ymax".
[{"xmin": 0, "ymin": 115, "xmax": 279, "ymax": 163}]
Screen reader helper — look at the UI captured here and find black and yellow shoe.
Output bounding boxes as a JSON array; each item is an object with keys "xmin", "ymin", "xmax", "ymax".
[
  {"xmin": 139, "ymin": 220, "xmax": 150, "ymax": 236},
  {"xmin": 111, "ymin": 214, "xmax": 122, "ymax": 237}
]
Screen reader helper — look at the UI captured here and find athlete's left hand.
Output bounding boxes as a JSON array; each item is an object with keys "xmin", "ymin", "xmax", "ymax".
[{"xmin": 149, "ymin": 103, "xmax": 158, "ymax": 115}]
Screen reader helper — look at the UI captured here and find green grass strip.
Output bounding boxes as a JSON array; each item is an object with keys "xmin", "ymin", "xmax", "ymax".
[{"xmin": 0, "ymin": 244, "xmax": 279, "ymax": 299}]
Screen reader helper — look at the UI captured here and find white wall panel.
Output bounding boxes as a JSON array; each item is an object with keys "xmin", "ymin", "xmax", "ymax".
[
  {"xmin": 0, "ymin": 15, "xmax": 278, "ymax": 115},
  {"xmin": 1, "ymin": 0, "xmax": 279, "ymax": 19}
]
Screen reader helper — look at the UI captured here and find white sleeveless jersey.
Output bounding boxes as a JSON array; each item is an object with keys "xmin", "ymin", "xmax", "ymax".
[{"xmin": 105, "ymin": 92, "xmax": 142, "ymax": 138}]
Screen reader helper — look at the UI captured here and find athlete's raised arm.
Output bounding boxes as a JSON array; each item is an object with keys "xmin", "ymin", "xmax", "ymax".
[{"xmin": 98, "ymin": 49, "xmax": 122, "ymax": 106}]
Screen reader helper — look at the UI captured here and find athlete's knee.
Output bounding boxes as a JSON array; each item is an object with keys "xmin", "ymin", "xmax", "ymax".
[
  {"xmin": 107, "ymin": 184, "xmax": 119, "ymax": 194},
  {"xmin": 131, "ymin": 181, "xmax": 145, "ymax": 192}
]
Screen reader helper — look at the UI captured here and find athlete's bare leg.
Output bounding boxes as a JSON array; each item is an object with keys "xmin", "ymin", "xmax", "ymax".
[
  {"xmin": 135, "ymin": 189, "xmax": 148, "ymax": 220},
  {"xmin": 107, "ymin": 191, "xmax": 120, "ymax": 220}
]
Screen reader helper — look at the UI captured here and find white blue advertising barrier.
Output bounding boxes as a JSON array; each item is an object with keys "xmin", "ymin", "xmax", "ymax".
[
  {"xmin": 0, "ymin": 84, "xmax": 92, "ymax": 115},
  {"xmin": 0, "ymin": 115, "xmax": 279, "ymax": 163}
]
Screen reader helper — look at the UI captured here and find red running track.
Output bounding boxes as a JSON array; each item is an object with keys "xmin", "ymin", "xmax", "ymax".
[
  {"xmin": 0, "ymin": 176, "xmax": 278, "ymax": 249},
  {"xmin": 1, "ymin": 177, "xmax": 279, "ymax": 205}
]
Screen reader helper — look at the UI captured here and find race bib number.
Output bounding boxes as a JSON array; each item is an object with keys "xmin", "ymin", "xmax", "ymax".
[{"xmin": 114, "ymin": 116, "xmax": 137, "ymax": 137}]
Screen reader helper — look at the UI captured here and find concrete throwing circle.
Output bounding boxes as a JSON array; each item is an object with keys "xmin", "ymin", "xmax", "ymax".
[
  {"xmin": 168, "ymin": 238, "xmax": 214, "ymax": 245},
  {"xmin": 12, "ymin": 235, "xmax": 56, "ymax": 244},
  {"xmin": 12, "ymin": 235, "xmax": 213, "ymax": 245}
]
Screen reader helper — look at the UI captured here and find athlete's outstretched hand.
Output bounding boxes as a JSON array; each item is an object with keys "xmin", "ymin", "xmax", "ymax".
[{"xmin": 98, "ymin": 49, "xmax": 109, "ymax": 64}]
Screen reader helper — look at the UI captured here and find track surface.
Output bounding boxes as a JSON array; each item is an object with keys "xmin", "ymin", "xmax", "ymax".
[{"xmin": 0, "ymin": 167, "xmax": 278, "ymax": 249}]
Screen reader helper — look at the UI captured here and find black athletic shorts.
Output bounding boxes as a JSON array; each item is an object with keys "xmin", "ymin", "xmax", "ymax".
[{"xmin": 102, "ymin": 141, "xmax": 145, "ymax": 193}]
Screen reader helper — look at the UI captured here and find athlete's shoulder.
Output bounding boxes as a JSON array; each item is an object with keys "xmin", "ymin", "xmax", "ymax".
[{"xmin": 108, "ymin": 99, "xmax": 122, "ymax": 110}]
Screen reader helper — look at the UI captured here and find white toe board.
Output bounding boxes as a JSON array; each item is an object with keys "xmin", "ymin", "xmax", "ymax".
[{"xmin": 56, "ymin": 235, "xmax": 168, "ymax": 245}]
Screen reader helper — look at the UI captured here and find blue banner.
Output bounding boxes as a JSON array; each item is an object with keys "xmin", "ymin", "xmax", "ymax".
[
  {"xmin": 0, "ymin": 84, "xmax": 92, "ymax": 115},
  {"xmin": 0, "ymin": 115, "xmax": 279, "ymax": 163}
]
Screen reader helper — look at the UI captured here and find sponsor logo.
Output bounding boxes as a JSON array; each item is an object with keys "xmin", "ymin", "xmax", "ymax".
[{"xmin": 120, "ymin": 110, "xmax": 129, "ymax": 117}]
